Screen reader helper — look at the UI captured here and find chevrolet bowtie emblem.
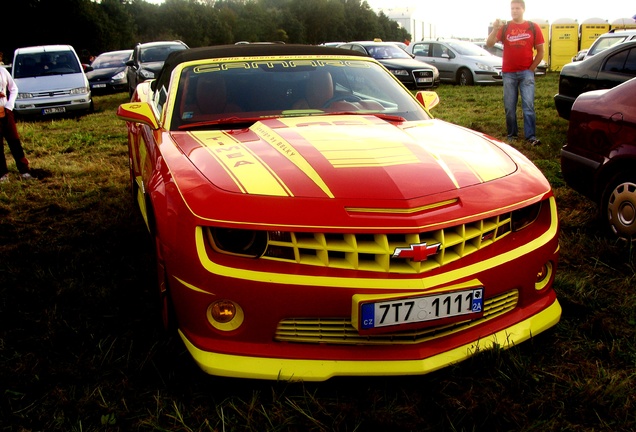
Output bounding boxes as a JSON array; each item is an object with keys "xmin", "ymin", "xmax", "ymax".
[{"xmin": 392, "ymin": 242, "xmax": 441, "ymax": 262}]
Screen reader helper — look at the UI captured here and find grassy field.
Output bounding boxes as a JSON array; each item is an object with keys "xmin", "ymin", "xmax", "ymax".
[{"xmin": 1, "ymin": 73, "xmax": 634, "ymax": 432}]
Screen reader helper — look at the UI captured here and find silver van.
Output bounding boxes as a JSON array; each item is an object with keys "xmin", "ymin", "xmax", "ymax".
[{"xmin": 12, "ymin": 45, "xmax": 93, "ymax": 117}]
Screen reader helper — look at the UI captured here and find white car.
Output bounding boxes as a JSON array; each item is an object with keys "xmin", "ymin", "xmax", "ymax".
[{"xmin": 12, "ymin": 45, "xmax": 93, "ymax": 117}]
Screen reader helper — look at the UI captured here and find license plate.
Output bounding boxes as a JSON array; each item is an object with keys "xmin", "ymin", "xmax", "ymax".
[
  {"xmin": 42, "ymin": 107, "xmax": 66, "ymax": 115},
  {"xmin": 360, "ymin": 288, "xmax": 483, "ymax": 330},
  {"xmin": 417, "ymin": 77, "xmax": 433, "ymax": 83},
  {"xmin": 93, "ymin": 84, "xmax": 107, "ymax": 88}
]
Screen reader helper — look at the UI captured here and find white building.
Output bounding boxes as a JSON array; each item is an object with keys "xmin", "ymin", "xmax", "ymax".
[{"xmin": 382, "ymin": 7, "xmax": 437, "ymax": 42}]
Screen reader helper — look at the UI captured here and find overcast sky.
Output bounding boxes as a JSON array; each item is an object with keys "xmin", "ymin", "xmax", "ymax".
[{"xmin": 366, "ymin": 0, "xmax": 635, "ymax": 38}]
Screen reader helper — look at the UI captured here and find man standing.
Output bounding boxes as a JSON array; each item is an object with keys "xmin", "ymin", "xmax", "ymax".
[
  {"xmin": 0, "ymin": 65, "xmax": 32, "ymax": 182},
  {"xmin": 487, "ymin": 0, "xmax": 544, "ymax": 146}
]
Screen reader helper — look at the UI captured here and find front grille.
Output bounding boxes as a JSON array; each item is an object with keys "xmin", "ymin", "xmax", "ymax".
[
  {"xmin": 413, "ymin": 69, "xmax": 433, "ymax": 78},
  {"xmin": 264, "ymin": 212, "xmax": 512, "ymax": 274},
  {"xmin": 275, "ymin": 290, "xmax": 518, "ymax": 345}
]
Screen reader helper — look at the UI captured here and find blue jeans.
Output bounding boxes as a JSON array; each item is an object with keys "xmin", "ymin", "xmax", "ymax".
[{"xmin": 502, "ymin": 70, "xmax": 536, "ymax": 140}]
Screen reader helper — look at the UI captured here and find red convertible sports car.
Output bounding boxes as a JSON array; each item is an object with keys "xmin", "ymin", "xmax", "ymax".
[{"xmin": 118, "ymin": 44, "xmax": 561, "ymax": 381}]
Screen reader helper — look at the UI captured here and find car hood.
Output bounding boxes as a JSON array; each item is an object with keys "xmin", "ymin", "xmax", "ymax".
[
  {"xmin": 86, "ymin": 67, "xmax": 125, "ymax": 80},
  {"xmin": 14, "ymin": 72, "xmax": 88, "ymax": 92},
  {"xmin": 378, "ymin": 58, "xmax": 432, "ymax": 69},
  {"xmin": 462, "ymin": 55, "xmax": 502, "ymax": 66},
  {"xmin": 171, "ymin": 115, "xmax": 517, "ymax": 201}
]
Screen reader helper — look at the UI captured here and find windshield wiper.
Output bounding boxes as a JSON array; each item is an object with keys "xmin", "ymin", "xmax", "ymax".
[{"xmin": 178, "ymin": 116, "xmax": 264, "ymax": 130}]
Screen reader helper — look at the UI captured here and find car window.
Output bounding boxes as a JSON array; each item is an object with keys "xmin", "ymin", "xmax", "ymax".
[
  {"xmin": 172, "ymin": 59, "xmax": 430, "ymax": 130},
  {"xmin": 366, "ymin": 45, "xmax": 411, "ymax": 60},
  {"xmin": 13, "ymin": 50, "xmax": 81, "ymax": 78},
  {"xmin": 589, "ymin": 35, "xmax": 631, "ymax": 56},
  {"xmin": 411, "ymin": 44, "xmax": 430, "ymax": 56},
  {"xmin": 431, "ymin": 44, "xmax": 448, "ymax": 58},
  {"xmin": 602, "ymin": 48, "xmax": 636, "ymax": 75},
  {"xmin": 140, "ymin": 45, "xmax": 185, "ymax": 63},
  {"xmin": 350, "ymin": 45, "xmax": 367, "ymax": 55}
]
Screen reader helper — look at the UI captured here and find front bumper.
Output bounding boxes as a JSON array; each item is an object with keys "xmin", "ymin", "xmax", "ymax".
[{"xmin": 181, "ymin": 298, "xmax": 561, "ymax": 381}]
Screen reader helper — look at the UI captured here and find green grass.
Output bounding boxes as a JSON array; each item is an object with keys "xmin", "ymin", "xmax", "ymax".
[{"xmin": 1, "ymin": 74, "xmax": 635, "ymax": 431}]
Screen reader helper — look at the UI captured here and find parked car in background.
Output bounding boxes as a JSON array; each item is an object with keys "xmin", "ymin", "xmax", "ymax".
[
  {"xmin": 554, "ymin": 40, "xmax": 636, "ymax": 119},
  {"xmin": 407, "ymin": 40, "xmax": 502, "ymax": 85},
  {"xmin": 126, "ymin": 40, "xmax": 188, "ymax": 96},
  {"xmin": 86, "ymin": 49, "xmax": 132, "ymax": 93},
  {"xmin": 475, "ymin": 41, "xmax": 548, "ymax": 76},
  {"xmin": 11, "ymin": 44, "xmax": 93, "ymax": 117},
  {"xmin": 116, "ymin": 43, "xmax": 561, "ymax": 381},
  {"xmin": 582, "ymin": 29, "xmax": 636, "ymax": 61},
  {"xmin": 560, "ymin": 77, "xmax": 636, "ymax": 242},
  {"xmin": 337, "ymin": 41, "xmax": 440, "ymax": 88}
]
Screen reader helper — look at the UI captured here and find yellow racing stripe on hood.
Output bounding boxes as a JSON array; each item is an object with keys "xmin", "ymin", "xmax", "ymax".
[
  {"xmin": 252, "ymin": 121, "xmax": 335, "ymax": 198},
  {"xmin": 189, "ymin": 131, "xmax": 292, "ymax": 196}
]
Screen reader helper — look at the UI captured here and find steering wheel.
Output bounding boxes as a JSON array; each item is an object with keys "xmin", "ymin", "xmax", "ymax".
[{"xmin": 322, "ymin": 94, "xmax": 362, "ymax": 108}]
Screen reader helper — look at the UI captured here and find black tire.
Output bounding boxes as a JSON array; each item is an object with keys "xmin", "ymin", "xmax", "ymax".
[
  {"xmin": 457, "ymin": 68, "xmax": 474, "ymax": 86},
  {"xmin": 601, "ymin": 174, "xmax": 636, "ymax": 242}
]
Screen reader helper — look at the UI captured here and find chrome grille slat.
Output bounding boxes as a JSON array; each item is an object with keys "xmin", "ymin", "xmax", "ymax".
[{"xmin": 275, "ymin": 290, "xmax": 519, "ymax": 345}]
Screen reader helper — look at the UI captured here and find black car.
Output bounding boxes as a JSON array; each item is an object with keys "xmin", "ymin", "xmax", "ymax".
[
  {"xmin": 337, "ymin": 41, "xmax": 440, "ymax": 89},
  {"xmin": 126, "ymin": 40, "xmax": 188, "ymax": 96},
  {"xmin": 554, "ymin": 40, "xmax": 636, "ymax": 120},
  {"xmin": 85, "ymin": 49, "xmax": 132, "ymax": 93},
  {"xmin": 560, "ymin": 77, "xmax": 636, "ymax": 241}
]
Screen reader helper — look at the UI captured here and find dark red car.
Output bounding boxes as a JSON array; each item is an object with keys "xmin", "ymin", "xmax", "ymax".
[{"xmin": 561, "ymin": 77, "xmax": 636, "ymax": 241}]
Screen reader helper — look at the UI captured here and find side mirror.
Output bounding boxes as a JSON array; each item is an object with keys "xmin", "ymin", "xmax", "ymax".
[
  {"xmin": 125, "ymin": 59, "xmax": 135, "ymax": 67},
  {"xmin": 415, "ymin": 91, "xmax": 440, "ymax": 111},
  {"xmin": 117, "ymin": 102, "xmax": 159, "ymax": 130}
]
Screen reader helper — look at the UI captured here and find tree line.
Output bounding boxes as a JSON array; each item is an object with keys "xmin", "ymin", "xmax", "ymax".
[{"xmin": 5, "ymin": 0, "xmax": 410, "ymax": 63}]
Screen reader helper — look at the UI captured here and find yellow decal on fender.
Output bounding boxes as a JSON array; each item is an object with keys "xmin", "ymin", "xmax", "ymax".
[{"xmin": 189, "ymin": 131, "xmax": 292, "ymax": 196}]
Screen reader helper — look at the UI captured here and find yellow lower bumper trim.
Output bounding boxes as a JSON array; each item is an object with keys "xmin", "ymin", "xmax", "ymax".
[{"xmin": 180, "ymin": 299, "xmax": 561, "ymax": 381}]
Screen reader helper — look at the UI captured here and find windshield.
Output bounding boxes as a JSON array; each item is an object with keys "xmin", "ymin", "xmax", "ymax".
[
  {"xmin": 365, "ymin": 45, "xmax": 412, "ymax": 60},
  {"xmin": 171, "ymin": 59, "xmax": 430, "ymax": 131},
  {"xmin": 447, "ymin": 41, "xmax": 492, "ymax": 57},
  {"xmin": 14, "ymin": 50, "xmax": 81, "ymax": 78},
  {"xmin": 91, "ymin": 52, "xmax": 131, "ymax": 69},
  {"xmin": 141, "ymin": 45, "xmax": 185, "ymax": 63},
  {"xmin": 588, "ymin": 35, "xmax": 630, "ymax": 56}
]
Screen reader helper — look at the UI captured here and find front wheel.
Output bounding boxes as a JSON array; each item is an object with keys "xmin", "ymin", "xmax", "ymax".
[
  {"xmin": 601, "ymin": 174, "xmax": 636, "ymax": 242},
  {"xmin": 457, "ymin": 68, "xmax": 474, "ymax": 86}
]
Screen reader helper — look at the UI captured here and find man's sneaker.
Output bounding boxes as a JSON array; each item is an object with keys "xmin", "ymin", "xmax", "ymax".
[
  {"xmin": 527, "ymin": 138, "xmax": 541, "ymax": 146},
  {"xmin": 0, "ymin": 174, "xmax": 9, "ymax": 183},
  {"xmin": 20, "ymin": 172, "xmax": 34, "ymax": 180}
]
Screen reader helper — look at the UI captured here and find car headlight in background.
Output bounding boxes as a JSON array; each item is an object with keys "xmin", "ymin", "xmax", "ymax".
[
  {"xmin": 112, "ymin": 71, "xmax": 125, "ymax": 81},
  {"xmin": 475, "ymin": 63, "xmax": 497, "ymax": 72},
  {"xmin": 140, "ymin": 68, "xmax": 155, "ymax": 79},
  {"xmin": 388, "ymin": 69, "xmax": 409, "ymax": 76},
  {"xmin": 70, "ymin": 87, "xmax": 90, "ymax": 95}
]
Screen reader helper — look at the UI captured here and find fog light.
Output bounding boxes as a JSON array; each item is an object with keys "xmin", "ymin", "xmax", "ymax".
[
  {"xmin": 535, "ymin": 261, "xmax": 553, "ymax": 291},
  {"xmin": 207, "ymin": 300, "xmax": 244, "ymax": 331}
]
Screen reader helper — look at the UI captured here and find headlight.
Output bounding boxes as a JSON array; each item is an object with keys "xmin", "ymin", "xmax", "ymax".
[
  {"xmin": 140, "ymin": 69, "xmax": 155, "ymax": 79},
  {"xmin": 17, "ymin": 93, "xmax": 34, "ymax": 99},
  {"xmin": 512, "ymin": 202, "xmax": 542, "ymax": 231},
  {"xmin": 206, "ymin": 227, "xmax": 268, "ymax": 257},
  {"xmin": 476, "ymin": 62, "xmax": 496, "ymax": 72},
  {"xmin": 70, "ymin": 87, "xmax": 89, "ymax": 95},
  {"xmin": 112, "ymin": 71, "xmax": 125, "ymax": 80},
  {"xmin": 389, "ymin": 69, "xmax": 409, "ymax": 76}
]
